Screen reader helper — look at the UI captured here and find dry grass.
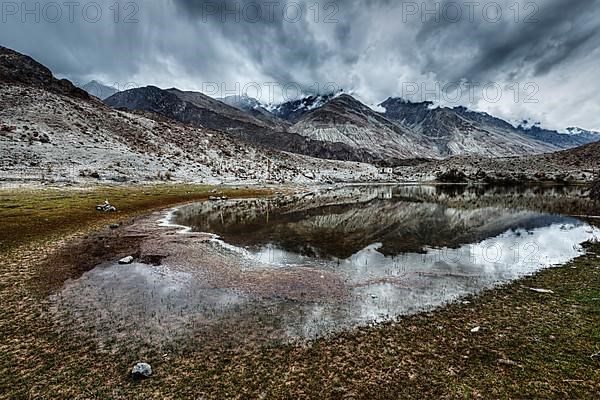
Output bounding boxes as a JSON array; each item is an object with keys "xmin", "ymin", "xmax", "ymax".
[
  {"xmin": 1, "ymin": 185, "xmax": 599, "ymax": 398},
  {"xmin": 0, "ymin": 184, "xmax": 272, "ymax": 253}
]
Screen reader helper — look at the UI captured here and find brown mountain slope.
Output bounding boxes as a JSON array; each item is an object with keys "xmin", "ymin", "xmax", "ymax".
[{"xmin": 0, "ymin": 46, "xmax": 89, "ymax": 100}]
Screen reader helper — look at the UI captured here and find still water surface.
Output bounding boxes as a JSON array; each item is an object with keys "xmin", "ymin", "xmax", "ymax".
[{"xmin": 53, "ymin": 185, "xmax": 599, "ymax": 350}]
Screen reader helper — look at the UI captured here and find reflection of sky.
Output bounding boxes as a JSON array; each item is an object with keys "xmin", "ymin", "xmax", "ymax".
[
  {"xmin": 249, "ymin": 223, "xmax": 597, "ymax": 283},
  {"xmin": 52, "ymin": 263, "xmax": 248, "ymax": 351},
  {"xmin": 54, "ymin": 201, "xmax": 600, "ymax": 345},
  {"xmin": 174, "ymin": 185, "xmax": 588, "ymax": 261},
  {"xmin": 256, "ymin": 222, "xmax": 599, "ymax": 339}
]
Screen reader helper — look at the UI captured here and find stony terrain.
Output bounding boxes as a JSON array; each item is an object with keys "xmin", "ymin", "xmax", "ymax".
[
  {"xmin": 106, "ymin": 85, "xmax": 600, "ymax": 164},
  {"xmin": 398, "ymin": 142, "xmax": 600, "ymax": 183},
  {"xmin": 105, "ymin": 86, "xmax": 378, "ymax": 163},
  {"xmin": 0, "ymin": 82, "xmax": 389, "ymax": 184}
]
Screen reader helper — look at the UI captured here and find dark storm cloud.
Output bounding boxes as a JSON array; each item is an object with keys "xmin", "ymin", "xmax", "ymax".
[
  {"xmin": 165, "ymin": 0, "xmax": 600, "ymax": 88},
  {"xmin": 0, "ymin": 0, "xmax": 599, "ymax": 128},
  {"xmin": 413, "ymin": 0, "xmax": 600, "ymax": 82},
  {"xmin": 169, "ymin": 0, "xmax": 342, "ymax": 86}
]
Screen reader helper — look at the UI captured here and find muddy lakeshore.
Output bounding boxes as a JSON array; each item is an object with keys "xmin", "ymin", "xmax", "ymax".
[{"xmin": 47, "ymin": 185, "xmax": 599, "ymax": 357}]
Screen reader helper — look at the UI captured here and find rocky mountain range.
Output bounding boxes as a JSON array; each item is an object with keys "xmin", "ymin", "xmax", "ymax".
[
  {"xmin": 0, "ymin": 45, "xmax": 384, "ymax": 184},
  {"xmin": 105, "ymin": 87, "xmax": 377, "ymax": 162},
  {"xmin": 1, "ymin": 45, "xmax": 598, "ymax": 185},
  {"xmin": 516, "ymin": 125, "xmax": 600, "ymax": 148},
  {"xmin": 105, "ymin": 86, "xmax": 600, "ymax": 164},
  {"xmin": 380, "ymin": 98, "xmax": 599, "ymax": 156},
  {"xmin": 79, "ymin": 80, "xmax": 119, "ymax": 100},
  {"xmin": 288, "ymin": 94, "xmax": 441, "ymax": 159}
]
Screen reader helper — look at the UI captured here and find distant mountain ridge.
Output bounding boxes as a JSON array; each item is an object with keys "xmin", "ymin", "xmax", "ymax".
[
  {"xmin": 449, "ymin": 105, "xmax": 600, "ymax": 147},
  {"xmin": 380, "ymin": 98, "xmax": 600, "ymax": 153},
  {"xmin": 106, "ymin": 87, "xmax": 600, "ymax": 162},
  {"xmin": 105, "ymin": 86, "xmax": 378, "ymax": 162},
  {"xmin": 79, "ymin": 80, "xmax": 119, "ymax": 100},
  {"xmin": 517, "ymin": 125, "xmax": 600, "ymax": 148},
  {"xmin": 245, "ymin": 94, "xmax": 600, "ymax": 157}
]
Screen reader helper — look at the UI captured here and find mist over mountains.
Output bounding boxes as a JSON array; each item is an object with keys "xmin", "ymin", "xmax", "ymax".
[
  {"xmin": 2, "ymin": 44, "xmax": 599, "ymax": 185},
  {"xmin": 104, "ymin": 84, "xmax": 600, "ymax": 163},
  {"xmin": 78, "ymin": 81, "xmax": 119, "ymax": 100}
]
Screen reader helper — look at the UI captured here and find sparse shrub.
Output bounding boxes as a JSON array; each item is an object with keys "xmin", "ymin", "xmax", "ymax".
[
  {"xmin": 436, "ymin": 169, "xmax": 467, "ymax": 183},
  {"xmin": 80, "ymin": 169, "xmax": 101, "ymax": 179},
  {"xmin": 534, "ymin": 171, "xmax": 546, "ymax": 180},
  {"xmin": 590, "ymin": 175, "xmax": 600, "ymax": 202},
  {"xmin": 0, "ymin": 124, "xmax": 15, "ymax": 133}
]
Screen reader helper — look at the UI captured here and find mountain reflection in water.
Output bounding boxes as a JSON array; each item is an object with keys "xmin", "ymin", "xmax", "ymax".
[
  {"xmin": 174, "ymin": 185, "xmax": 594, "ymax": 259},
  {"xmin": 52, "ymin": 185, "xmax": 599, "ymax": 350}
]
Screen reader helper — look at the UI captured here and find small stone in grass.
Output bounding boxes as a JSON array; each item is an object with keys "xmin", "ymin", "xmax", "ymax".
[
  {"xmin": 470, "ymin": 326, "xmax": 481, "ymax": 333},
  {"xmin": 529, "ymin": 288, "xmax": 554, "ymax": 294},
  {"xmin": 131, "ymin": 362, "xmax": 152, "ymax": 379},
  {"xmin": 118, "ymin": 256, "xmax": 134, "ymax": 264},
  {"xmin": 498, "ymin": 358, "xmax": 521, "ymax": 367}
]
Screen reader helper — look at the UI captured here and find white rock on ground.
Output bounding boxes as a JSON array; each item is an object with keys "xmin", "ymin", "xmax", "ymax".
[
  {"xmin": 118, "ymin": 256, "xmax": 134, "ymax": 264},
  {"xmin": 131, "ymin": 363, "xmax": 152, "ymax": 378},
  {"xmin": 529, "ymin": 288, "xmax": 554, "ymax": 294}
]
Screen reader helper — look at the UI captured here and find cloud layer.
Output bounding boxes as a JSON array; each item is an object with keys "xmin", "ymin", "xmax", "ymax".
[{"xmin": 1, "ymin": 0, "xmax": 599, "ymax": 130}]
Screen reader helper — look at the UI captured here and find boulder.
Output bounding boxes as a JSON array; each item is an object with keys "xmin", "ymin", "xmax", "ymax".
[
  {"xmin": 118, "ymin": 256, "xmax": 134, "ymax": 264},
  {"xmin": 96, "ymin": 200, "xmax": 116, "ymax": 212},
  {"xmin": 131, "ymin": 362, "xmax": 152, "ymax": 379}
]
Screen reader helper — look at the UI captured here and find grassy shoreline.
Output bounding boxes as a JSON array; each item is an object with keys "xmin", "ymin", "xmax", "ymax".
[
  {"xmin": 0, "ymin": 184, "xmax": 276, "ymax": 253},
  {"xmin": 1, "ymin": 184, "xmax": 599, "ymax": 398}
]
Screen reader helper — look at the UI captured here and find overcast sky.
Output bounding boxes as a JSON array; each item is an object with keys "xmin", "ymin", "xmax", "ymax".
[{"xmin": 1, "ymin": 0, "xmax": 599, "ymax": 130}]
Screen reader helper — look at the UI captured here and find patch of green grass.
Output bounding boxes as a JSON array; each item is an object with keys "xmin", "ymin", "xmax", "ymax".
[
  {"xmin": 0, "ymin": 184, "xmax": 271, "ymax": 253},
  {"xmin": 575, "ymin": 290, "xmax": 600, "ymax": 314}
]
